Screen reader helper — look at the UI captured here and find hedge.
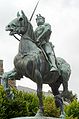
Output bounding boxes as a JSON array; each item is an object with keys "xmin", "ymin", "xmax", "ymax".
[
  {"xmin": 0, "ymin": 85, "xmax": 79, "ymax": 119},
  {"xmin": 65, "ymin": 100, "xmax": 79, "ymax": 119}
]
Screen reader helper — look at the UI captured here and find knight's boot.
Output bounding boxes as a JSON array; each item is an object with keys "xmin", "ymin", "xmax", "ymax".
[{"xmin": 48, "ymin": 54, "xmax": 58, "ymax": 72}]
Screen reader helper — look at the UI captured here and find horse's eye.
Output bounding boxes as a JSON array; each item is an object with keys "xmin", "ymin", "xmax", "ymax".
[
  {"xmin": 58, "ymin": 63, "xmax": 60, "ymax": 65},
  {"xmin": 19, "ymin": 17, "xmax": 23, "ymax": 21},
  {"xmin": 12, "ymin": 24, "xmax": 16, "ymax": 27}
]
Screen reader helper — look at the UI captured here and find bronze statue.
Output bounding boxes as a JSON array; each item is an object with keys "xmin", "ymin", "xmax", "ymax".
[
  {"xmin": 2, "ymin": 10, "xmax": 71, "ymax": 118},
  {"xmin": 35, "ymin": 14, "xmax": 58, "ymax": 72}
]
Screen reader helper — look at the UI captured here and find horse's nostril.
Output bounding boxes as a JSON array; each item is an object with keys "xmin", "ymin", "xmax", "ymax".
[{"xmin": 8, "ymin": 25, "xmax": 10, "ymax": 27}]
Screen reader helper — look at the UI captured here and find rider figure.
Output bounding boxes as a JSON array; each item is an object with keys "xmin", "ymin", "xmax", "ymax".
[{"xmin": 34, "ymin": 14, "xmax": 58, "ymax": 72}]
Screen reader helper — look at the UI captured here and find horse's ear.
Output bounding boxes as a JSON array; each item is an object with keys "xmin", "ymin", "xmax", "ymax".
[
  {"xmin": 17, "ymin": 11, "xmax": 20, "ymax": 17},
  {"xmin": 21, "ymin": 10, "xmax": 25, "ymax": 17},
  {"xmin": 21, "ymin": 10, "xmax": 28, "ymax": 22}
]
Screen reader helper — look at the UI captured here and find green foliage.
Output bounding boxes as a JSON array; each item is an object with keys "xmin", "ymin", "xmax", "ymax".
[
  {"xmin": 65, "ymin": 100, "xmax": 79, "ymax": 118},
  {"xmin": 0, "ymin": 85, "xmax": 39, "ymax": 119},
  {"xmin": 43, "ymin": 96, "xmax": 60, "ymax": 117},
  {"xmin": 65, "ymin": 115, "xmax": 78, "ymax": 119},
  {"xmin": 0, "ymin": 85, "xmax": 60, "ymax": 118},
  {"xmin": 0, "ymin": 85, "xmax": 79, "ymax": 119}
]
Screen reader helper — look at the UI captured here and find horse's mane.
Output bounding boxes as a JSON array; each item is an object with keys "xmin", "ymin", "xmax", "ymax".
[{"xmin": 27, "ymin": 21, "xmax": 35, "ymax": 41}]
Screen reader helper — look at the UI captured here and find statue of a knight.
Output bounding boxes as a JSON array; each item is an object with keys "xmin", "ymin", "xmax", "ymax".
[{"xmin": 35, "ymin": 14, "xmax": 58, "ymax": 72}]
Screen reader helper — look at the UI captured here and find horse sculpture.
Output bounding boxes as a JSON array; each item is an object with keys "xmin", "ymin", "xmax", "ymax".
[{"xmin": 2, "ymin": 10, "xmax": 71, "ymax": 118}]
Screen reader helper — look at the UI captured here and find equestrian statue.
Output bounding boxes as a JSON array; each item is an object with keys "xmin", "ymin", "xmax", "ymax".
[{"xmin": 2, "ymin": 10, "xmax": 71, "ymax": 118}]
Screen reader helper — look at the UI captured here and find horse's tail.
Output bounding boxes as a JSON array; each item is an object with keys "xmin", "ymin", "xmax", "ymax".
[{"xmin": 57, "ymin": 57, "xmax": 71, "ymax": 81}]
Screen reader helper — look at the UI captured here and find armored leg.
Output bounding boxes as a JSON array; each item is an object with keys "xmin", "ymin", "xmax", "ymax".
[
  {"xmin": 48, "ymin": 53, "xmax": 58, "ymax": 72},
  {"xmin": 42, "ymin": 42, "xmax": 58, "ymax": 72}
]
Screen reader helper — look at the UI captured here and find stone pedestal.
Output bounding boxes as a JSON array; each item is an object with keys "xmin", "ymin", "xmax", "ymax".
[{"xmin": 11, "ymin": 117, "xmax": 59, "ymax": 119}]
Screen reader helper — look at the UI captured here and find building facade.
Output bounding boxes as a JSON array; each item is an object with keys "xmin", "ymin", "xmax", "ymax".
[{"xmin": 0, "ymin": 59, "xmax": 16, "ymax": 88}]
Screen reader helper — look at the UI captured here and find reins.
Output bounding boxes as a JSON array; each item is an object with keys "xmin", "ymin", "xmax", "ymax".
[{"xmin": 13, "ymin": 34, "xmax": 20, "ymax": 41}]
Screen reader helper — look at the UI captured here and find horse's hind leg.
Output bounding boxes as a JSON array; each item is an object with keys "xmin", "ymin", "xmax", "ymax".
[
  {"xmin": 34, "ymin": 69, "xmax": 43, "ymax": 117},
  {"xmin": 49, "ymin": 76, "xmax": 62, "ymax": 96},
  {"xmin": 49, "ymin": 79, "xmax": 65, "ymax": 118},
  {"xmin": 62, "ymin": 79, "xmax": 68, "ymax": 93}
]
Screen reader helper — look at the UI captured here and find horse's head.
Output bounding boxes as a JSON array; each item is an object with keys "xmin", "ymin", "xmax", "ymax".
[{"xmin": 5, "ymin": 10, "xmax": 28, "ymax": 35}]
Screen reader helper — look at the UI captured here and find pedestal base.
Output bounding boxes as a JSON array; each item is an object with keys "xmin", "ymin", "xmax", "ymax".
[{"xmin": 11, "ymin": 117, "xmax": 59, "ymax": 119}]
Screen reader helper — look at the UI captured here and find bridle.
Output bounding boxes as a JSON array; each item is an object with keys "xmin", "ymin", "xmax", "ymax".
[{"xmin": 13, "ymin": 17, "xmax": 28, "ymax": 42}]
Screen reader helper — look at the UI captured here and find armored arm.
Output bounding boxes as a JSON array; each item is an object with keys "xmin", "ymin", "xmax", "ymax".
[{"xmin": 37, "ymin": 23, "xmax": 52, "ymax": 42}]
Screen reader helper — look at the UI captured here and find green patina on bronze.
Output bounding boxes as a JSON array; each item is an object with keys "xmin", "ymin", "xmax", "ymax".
[{"xmin": 2, "ymin": 10, "xmax": 71, "ymax": 118}]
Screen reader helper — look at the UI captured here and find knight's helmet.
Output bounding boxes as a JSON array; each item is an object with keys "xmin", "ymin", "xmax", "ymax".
[{"xmin": 36, "ymin": 14, "xmax": 45, "ymax": 22}]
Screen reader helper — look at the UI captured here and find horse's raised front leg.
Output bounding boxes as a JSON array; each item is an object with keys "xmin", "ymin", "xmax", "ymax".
[
  {"xmin": 1, "ymin": 69, "xmax": 17, "ymax": 99},
  {"xmin": 34, "ymin": 69, "xmax": 44, "ymax": 117},
  {"xmin": 2, "ymin": 69, "xmax": 16, "ymax": 88}
]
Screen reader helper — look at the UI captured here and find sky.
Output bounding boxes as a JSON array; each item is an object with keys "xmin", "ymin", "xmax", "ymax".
[{"xmin": 0, "ymin": 0, "xmax": 79, "ymax": 98}]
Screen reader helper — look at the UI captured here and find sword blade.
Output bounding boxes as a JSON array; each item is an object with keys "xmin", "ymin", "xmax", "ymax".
[{"xmin": 30, "ymin": 0, "xmax": 40, "ymax": 21}]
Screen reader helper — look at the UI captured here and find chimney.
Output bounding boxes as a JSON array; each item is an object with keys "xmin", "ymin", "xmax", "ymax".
[
  {"xmin": 0, "ymin": 60, "xmax": 4, "ymax": 84},
  {"xmin": 0, "ymin": 60, "xmax": 4, "ymax": 75}
]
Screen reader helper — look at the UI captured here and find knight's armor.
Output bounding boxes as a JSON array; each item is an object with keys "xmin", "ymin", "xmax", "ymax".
[{"xmin": 35, "ymin": 14, "xmax": 58, "ymax": 72}]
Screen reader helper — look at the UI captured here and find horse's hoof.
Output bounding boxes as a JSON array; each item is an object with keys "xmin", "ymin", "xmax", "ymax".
[
  {"xmin": 60, "ymin": 112, "xmax": 66, "ymax": 119},
  {"xmin": 35, "ymin": 110, "xmax": 43, "ymax": 117}
]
